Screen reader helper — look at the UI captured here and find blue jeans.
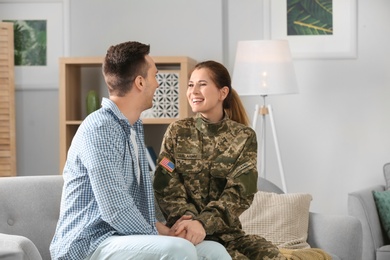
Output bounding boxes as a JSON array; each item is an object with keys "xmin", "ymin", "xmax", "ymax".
[{"xmin": 85, "ymin": 235, "xmax": 232, "ymax": 260}]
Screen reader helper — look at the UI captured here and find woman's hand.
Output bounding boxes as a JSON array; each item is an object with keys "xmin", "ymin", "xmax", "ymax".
[
  {"xmin": 168, "ymin": 215, "xmax": 193, "ymax": 238},
  {"xmin": 174, "ymin": 219, "xmax": 206, "ymax": 245}
]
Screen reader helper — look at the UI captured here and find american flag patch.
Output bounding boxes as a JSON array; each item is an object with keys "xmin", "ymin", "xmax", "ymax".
[{"xmin": 159, "ymin": 157, "xmax": 175, "ymax": 172}]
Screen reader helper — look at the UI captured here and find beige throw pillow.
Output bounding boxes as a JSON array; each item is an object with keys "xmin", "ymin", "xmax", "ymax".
[{"xmin": 239, "ymin": 191, "xmax": 312, "ymax": 249}]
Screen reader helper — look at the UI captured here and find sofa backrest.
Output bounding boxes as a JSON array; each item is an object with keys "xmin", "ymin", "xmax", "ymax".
[
  {"xmin": 0, "ymin": 175, "xmax": 282, "ymax": 260},
  {"xmin": 258, "ymin": 177, "xmax": 284, "ymax": 194},
  {"xmin": 0, "ymin": 175, "xmax": 63, "ymax": 260}
]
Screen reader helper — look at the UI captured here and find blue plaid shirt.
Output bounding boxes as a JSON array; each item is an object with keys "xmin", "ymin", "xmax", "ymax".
[{"xmin": 50, "ymin": 98, "xmax": 158, "ymax": 260}]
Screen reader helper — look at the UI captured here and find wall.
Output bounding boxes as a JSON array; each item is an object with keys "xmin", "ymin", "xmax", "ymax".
[
  {"xmin": 15, "ymin": 89, "xmax": 59, "ymax": 176},
  {"xmin": 11, "ymin": 0, "xmax": 390, "ymax": 215},
  {"xmin": 256, "ymin": 0, "xmax": 390, "ymax": 215}
]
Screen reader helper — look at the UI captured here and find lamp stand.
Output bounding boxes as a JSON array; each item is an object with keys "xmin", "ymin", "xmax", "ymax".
[{"xmin": 252, "ymin": 97, "xmax": 287, "ymax": 193}]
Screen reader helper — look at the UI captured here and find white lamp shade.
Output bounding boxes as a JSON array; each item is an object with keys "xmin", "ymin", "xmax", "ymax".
[{"xmin": 232, "ymin": 40, "xmax": 298, "ymax": 96}]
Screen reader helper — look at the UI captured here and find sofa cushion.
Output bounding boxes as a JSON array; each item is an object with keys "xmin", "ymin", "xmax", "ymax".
[
  {"xmin": 239, "ymin": 191, "xmax": 312, "ymax": 249},
  {"xmin": 373, "ymin": 190, "xmax": 390, "ymax": 241},
  {"xmin": 0, "ymin": 233, "xmax": 42, "ymax": 260},
  {"xmin": 377, "ymin": 245, "xmax": 390, "ymax": 260}
]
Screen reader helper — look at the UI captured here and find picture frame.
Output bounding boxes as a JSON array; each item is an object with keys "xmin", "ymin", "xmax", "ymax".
[
  {"xmin": 263, "ymin": 0, "xmax": 357, "ymax": 59},
  {"xmin": 0, "ymin": 0, "xmax": 69, "ymax": 89}
]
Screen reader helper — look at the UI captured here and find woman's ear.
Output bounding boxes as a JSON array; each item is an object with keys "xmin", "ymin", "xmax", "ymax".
[{"xmin": 219, "ymin": 86, "xmax": 229, "ymax": 101}]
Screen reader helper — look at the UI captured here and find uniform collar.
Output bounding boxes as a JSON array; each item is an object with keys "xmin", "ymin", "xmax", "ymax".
[{"xmin": 195, "ymin": 112, "xmax": 229, "ymax": 135}]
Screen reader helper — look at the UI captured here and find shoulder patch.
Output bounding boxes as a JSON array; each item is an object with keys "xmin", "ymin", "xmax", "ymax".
[{"xmin": 159, "ymin": 157, "xmax": 175, "ymax": 172}]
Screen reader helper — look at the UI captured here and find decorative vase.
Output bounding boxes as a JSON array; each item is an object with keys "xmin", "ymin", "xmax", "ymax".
[{"xmin": 86, "ymin": 90, "xmax": 99, "ymax": 115}]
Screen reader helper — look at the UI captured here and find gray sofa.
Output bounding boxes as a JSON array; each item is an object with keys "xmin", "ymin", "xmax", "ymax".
[
  {"xmin": 348, "ymin": 163, "xmax": 390, "ymax": 260},
  {"xmin": 0, "ymin": 176, "xmax": 62, "ymax": 260},
  {"xmin": 0, "ymin": 175, "xmax": 362, "ymax": 260}
]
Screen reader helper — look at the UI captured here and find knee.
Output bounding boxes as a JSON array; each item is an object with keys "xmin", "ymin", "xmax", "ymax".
[
  {"xmin": 166, "ymin": 237, "xmax": 195, "ymax": 251},
  {"xmin": 196, "ymin": 241, "xmax": 231, "ymax": 260},
  {"xmin": 207, "ymin": 243, "xmax": 231, "ymax": 260},
  {"xmin": 163, "ymin": 237, "xmax": 197, "ymax": 259}
]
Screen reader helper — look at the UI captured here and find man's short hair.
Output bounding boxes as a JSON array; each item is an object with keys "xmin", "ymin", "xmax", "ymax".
[{"xmin": 103, "ymin": 41, "xmax": 150, "ymax": 97}]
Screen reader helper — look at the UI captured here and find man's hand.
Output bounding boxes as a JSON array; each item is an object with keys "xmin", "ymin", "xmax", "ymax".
[{"xmin": 156, "ymin": 221, "xmax": 170, "ymax": 236}]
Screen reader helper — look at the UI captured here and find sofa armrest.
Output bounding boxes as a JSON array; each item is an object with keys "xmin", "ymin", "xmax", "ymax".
[
  {"xmin": 307, "ymin": 212, "xmax": 362, "ymax": 260},
  {"xmin": 0, "ymin": 233, "xmax": 42, "ymax": 260},
  {"xmin": 0, "ymin": 176, "xmax": 63, "ymax": 260},
  {"xmin": 348, "ymin": 185, "xmax": 386, "ymax": 260}
]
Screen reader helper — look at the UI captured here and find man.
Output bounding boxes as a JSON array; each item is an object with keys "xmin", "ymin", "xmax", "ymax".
[{"xmin": 50, "ymin": 41, "xmax": 230, "ymax": 260}]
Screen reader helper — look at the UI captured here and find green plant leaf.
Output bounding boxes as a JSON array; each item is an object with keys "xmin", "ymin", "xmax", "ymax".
[{"xmin": 287, "ymin": 0, "xmax": 333, "ymax": 35}]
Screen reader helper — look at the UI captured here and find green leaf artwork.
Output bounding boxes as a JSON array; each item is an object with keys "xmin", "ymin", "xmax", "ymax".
[
  {"xmin": 3, "ymin": 20, "xmax": 47, "ymax": 66},
  {"xmin": 287, "ymin": 0, "xmax": 333, "ymax": 35}
]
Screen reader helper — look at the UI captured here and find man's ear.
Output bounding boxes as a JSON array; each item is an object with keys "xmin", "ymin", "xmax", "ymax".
[{"xmin": 133, "ymin": 75, "xmax": 144, "ymax": 91}]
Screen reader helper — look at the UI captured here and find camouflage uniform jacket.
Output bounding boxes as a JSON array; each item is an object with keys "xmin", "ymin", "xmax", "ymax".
[{"xmin": 154, "ymin": 113, "xmax": 258, "ymax": 243}]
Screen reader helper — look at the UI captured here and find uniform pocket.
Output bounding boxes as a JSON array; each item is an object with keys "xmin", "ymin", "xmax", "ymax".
[
  {"xmin": 176, "ymin": 153, "xmax": 203, "ymax": 175},
  {"xmin": 210, "ymin": 162, "xmax": 231, "ymax": 179}
]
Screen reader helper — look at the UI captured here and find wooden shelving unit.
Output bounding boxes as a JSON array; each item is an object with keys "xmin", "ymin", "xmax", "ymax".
[
  {"xmin": 0, "ymin": 22, "xmax": 16, "ymax": 177},
  {"xmin": 59, "ymin": 56, "xmax": 196, "ymax": 172}
]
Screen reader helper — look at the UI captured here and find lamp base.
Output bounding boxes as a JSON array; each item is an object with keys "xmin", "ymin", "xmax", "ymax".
[{"xmin": 253, "ymin": 103, "xmax": 287, "ymax": 193}]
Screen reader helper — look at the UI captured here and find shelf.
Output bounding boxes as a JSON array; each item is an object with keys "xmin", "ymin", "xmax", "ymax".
[{"xmin": 59, "ymin": 56, "xmax": 196, "ymax": 172}]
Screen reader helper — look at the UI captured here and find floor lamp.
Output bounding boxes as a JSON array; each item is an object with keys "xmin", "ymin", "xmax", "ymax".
[{"xmin": 232, "ymin": 40, "xmax": 298, "ymax": 193}]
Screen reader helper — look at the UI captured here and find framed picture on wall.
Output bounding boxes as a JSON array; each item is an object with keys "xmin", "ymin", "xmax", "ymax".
[
  {"xmin": 263, "ymin": 0, "xmax": 357, "ymax": 59},
  {"xmin": 0, "ymin": 0, "xmax": 69, "ymax": 89}
]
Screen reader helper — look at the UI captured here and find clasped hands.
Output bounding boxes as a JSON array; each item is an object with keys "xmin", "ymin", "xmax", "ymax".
[{"xmin": 168, "ymin": 215, "xmax": 206, "ymax": 245}]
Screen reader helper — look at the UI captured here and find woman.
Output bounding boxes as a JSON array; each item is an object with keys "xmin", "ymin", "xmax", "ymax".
[{"xmin": 154, "ymin": 60, "xmax": 286, "ymax": 260}]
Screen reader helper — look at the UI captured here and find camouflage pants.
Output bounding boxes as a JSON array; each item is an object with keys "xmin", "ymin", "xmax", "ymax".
[{"xmin": 224, "ymin": 234, "xmax": 287, "ymax": 260}]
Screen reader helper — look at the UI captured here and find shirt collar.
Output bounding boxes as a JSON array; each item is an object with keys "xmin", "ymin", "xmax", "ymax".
[
  {"xmin": 102, "ymin": 97, "xmax": 126, "ymax": 120},
  {"xmin": 101, "ymin": 97, "xmax": 142, "ymax": 128}
]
